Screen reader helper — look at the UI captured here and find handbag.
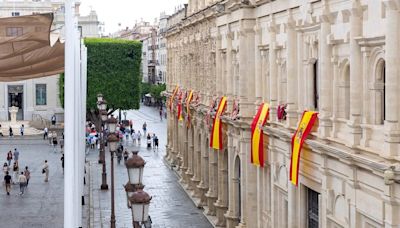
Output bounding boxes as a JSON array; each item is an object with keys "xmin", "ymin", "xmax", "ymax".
[{"xmin": 42, "ymin": 168, "xmax": 45, "ymax": 174}]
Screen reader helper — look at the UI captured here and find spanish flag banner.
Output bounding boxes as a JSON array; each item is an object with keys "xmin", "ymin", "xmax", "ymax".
[
  {"xmin": 251, "ymin": 103, "xmax": 269, "ymax": 167},
  {"xmin": 210, "ymin": 96, "xmax": 227, "ymax": 150},
  {"xmin": 169, "ymin": 86, "xmax": 179, "ymax": 111},
  {"xmin": 176, "ymin": 91, "xmax": 184, "ymax": 121},
  {"xmin": 177, "ymin": 102, "xmax": 183, "ymax": 121},
  {"xmin": 289, "ymin": 111, "xmax": 318, "ymax": 186},
  {"xmin": 186, "ymin": 90, "xmax": 194, "ymax": 127}
]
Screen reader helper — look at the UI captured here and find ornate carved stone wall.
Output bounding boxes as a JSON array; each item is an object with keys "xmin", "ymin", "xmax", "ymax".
[{"xmin": 166, "ymin": 0, "xmax": 400, "ymax": 227}]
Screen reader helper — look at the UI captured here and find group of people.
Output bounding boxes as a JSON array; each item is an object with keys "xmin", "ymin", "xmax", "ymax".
[
  {"xmin": 0, "ymin": 124, "xmax": 25, "ymax": 137},
  {"xmin": 2, "ymin": 148, "xmax": 50, "ymax": 196},
  {"xmin": 44, "ymin": 128, "xmax": 64, "ymax": 153}
]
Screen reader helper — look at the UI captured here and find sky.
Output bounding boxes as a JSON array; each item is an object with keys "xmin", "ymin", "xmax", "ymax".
[{"xmin": 80, "ymin": 0, "xmax": 188, "ymax": 35}]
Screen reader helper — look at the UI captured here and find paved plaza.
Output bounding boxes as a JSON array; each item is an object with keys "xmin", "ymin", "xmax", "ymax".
[
  {"xmin": 86, "ymin": 105, "xmax": 212, "ymax": 227},
  {"xmin": 0, "ymin": 137, "xmax": 64, "ymax": 228}
]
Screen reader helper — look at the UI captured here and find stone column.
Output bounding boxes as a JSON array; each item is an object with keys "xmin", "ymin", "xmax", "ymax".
[
  {"xmin": 318, "ymin": 6, "xmax": 333, "ymax": 138},
  {"xmin": 215, "ymin": 148, "xmax": 228, "ymax": 227},
  {"xmin": 238, "ymin": 24, "xmax": 249, "ymax": 117},
  {"xmin": 383, "ymin": 0, "xmax": 400, "ymax": 157},
  {"xmin": 186, "ymin": 127, "xmax": 194, "ymax": 191},
  {"xmin": 297, "ymin": 33, "xmax": 304, "ymax": 119},
  {"xmin": 261, "ymin": 50, "xmax": 269, "ymax": 102},
  {"xmin": 285, "ymin": 13, "xmax": 298, "ymax": 127},
  {"xmin": 331, "ymin": 51, "xmax": 339, "ymax": 138},
  {"xmin": 205, "ymin": 147, "xmax": 217, "ymax": 216},
  {"xmin": 347, "ymin": 0, "xmax": 363, "ymax": 147},
  {"xmin": 246, "ymin": 21, "xmax": 256, "ymax": 116},
  {"xmin": 191, "ymin": 125, "xmax": 202, "ymax": 200},
  {"xmin": 197, "ymin": 130, "xmax": 209, "ymax": 207},
  {"xmin": 226, "ymin": 32, "xmax": 233, "ymax": 98},
  {"xmin": 225, "ymin": 133, "xmax": 240, "ymax": 228},
  {"xmin": 216, "ymin": 34, "xmax": 222, "ymax": 96},
  {"xmin": 288, "ymin": 182, "xmax": 299, "ymax": 228},
  {"xmin": 254, "ymin": 22, "xmax": 263, "ymax": 104},
  {"xmin": 268, "ymin": 18, "xmax": 278, "ymax": 122}
]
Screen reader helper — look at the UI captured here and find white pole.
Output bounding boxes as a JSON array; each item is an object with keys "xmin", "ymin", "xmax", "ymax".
[
  {"xmin": 81, "ymin": 42, "xmax": 87, "ymax": 211},
  {"xmin": 74, "ymin": 28, "xmax": 82, "ymax": 227},
  {"xmin": 64, "ymin": 0, "xmax": 76, "ymax": 227}
]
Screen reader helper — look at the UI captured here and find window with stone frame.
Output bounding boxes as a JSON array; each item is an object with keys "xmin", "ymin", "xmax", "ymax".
[
  {"xmin": 374, "ymin": 59, "xmax": 386, "ymax": 125},
  {"xmin": 338, "ymin": 63, "xmax": 350, "ymax": 119},
  {"xmin": 35, "ymin": 84, "xmax": 47, "ymax": 106},
  {"xmin": 313, "ymin": 60, "xmax": 319, "ymax": 111}
]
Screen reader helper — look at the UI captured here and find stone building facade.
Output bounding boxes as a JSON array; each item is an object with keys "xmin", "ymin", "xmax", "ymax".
[
  {"xmin": 166, "ymin": 0, "xmax": 400, "ymax": 227},
  {"xmin": 0, "ymin": 0, "xmax": 99, "ymax": 121}
]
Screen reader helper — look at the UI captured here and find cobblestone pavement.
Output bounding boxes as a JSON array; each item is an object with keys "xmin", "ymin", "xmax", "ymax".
[
  {"xmin": 87, "ymin": 105, "xmax": 212, "ymax": 228},
  {"xmin": 0, "ymin": 136, "xmax": 64, "ymax": 228}
]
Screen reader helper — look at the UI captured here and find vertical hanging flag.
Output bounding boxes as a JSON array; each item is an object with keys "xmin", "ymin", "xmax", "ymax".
[
  {"xmin": 169, "ymin": 85, "xmax": 179, "ymax": 111},
  {"xmin": 176, "ymin": 91, "xmax": 184, "ymax": 121},
  {"xmin": 186, "ymin": 90, "xmax": 194, "ymax": 127},
  {"xmin": 210, "ymin": 96, "xmax": 227, "ymax": 150},
  {"xmin": 289, "ymin": 111, "xmax": 318, "ymax": 186},
  {"xmin": 251, "ymin": 103, "xmax": 270, "ymax": 167}
]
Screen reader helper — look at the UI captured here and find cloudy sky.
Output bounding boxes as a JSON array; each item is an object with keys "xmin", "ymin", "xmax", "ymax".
[{"xmin": 80, "ymin": 0, "xmax": 188, "ymax": 35}]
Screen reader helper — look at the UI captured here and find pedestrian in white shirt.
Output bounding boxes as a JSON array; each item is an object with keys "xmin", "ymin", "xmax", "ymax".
[
  {"xmin": 18, "ymin": 172, "xmax": 27, "ymax": 195},
  {"xmin": 42, "ymin": 160, "xmax": 49, "ymax": 182}
]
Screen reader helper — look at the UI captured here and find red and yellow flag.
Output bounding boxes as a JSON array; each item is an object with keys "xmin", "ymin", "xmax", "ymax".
[
  {"xmin": 251, "ymin": 103, "xmax": 269, "ymax": 167},
  {"xmin": 210, "ymin": 96, "xmax": 227, "ymax": 150},
  {"xmin": 169, "ymin": 85, "xmax": 179, "ymax": 111},
  {"xmin": 289, "ymin": 111, "xmax": 318, "ymax": 186},
  {"xmin": 176, "ymin": 91, "xmax": 183, "ymax": 121},
  {"xmin": 186, "ymin": 90, "xmax": 194, "ymax": 127}
]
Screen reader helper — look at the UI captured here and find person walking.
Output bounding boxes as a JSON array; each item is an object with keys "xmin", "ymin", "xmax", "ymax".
[
  {"xmin": 6, "ymin": 151, "xmax": 12, "ymax": 166},
  {"xmin": 132, "ymin": 130, "xmax": 137, "ymax": 145},
  {"xmin": 60, "ymin": 154, "xmax": 64, "ymax": 173},
  {"xmin": 142, "ymin": 122, "xmax": 147, "ymax": 137},
  {"xmin": 42, "ymin": 160, "xmax": 49, "ymax": 182},
  {"xmin": 123, "ymin": 149, "xmax": 129, "ymax": 162},
  {"xmin": 51, "ymin": 114, "xmax": 56, "ymax": 126},
  {"xmin": 137, "ymin": 131, "xmax": 142, "ymax": 145},
  {"xmin": 117, "ymin": 149, "xmax": 122, "ymax": 165},
  {"xmin": 48, "ymin": 131, "xmax": 53, "ymax": 145},
  {"xmin": 159, "ymin": 108, "xmax": 163, "ymax": 121},
  {"xmin": 154, "ymin": 135, "xmax": 159, "ymax": 150},
  {"xmin": 0, "ymin": 124, "xmax": 3, "ymax": 137},
  {"xmin": 52, "ymin": 135, "xmax": 58, "ymax": 153},
  {"xmin": 18, "ymin": 172, "xmax": 27, "ymax": 195},
  {"xmin": 147, "ymin": 133, "xmax": 151, "ymax": 149},
  {"xmin": 24, "ymin": 166, "xmax": 30, "ymax": 187},
  {"xmin": 152, "ymin": 133, "xmax": 156, "ymax": 148},
  {"xmin": 43, "ymin": 127, "xmax": 48, "ymax": 140},
  {"xmin": 9, "ymin": 126, "xmax": 13, "ymax": 137},
  {"xmin": 20, "ymin": 124, "xmax": 24, "ymax": 136},
  {"xmin": 13, "ymin": 148, "xmax": 19, "ymax": 165},
  {"xmin": 4, "ymin": 171, "xmax": 11, "ymax": 195},
  {"xmin": 3, "ymin": 163, "xmax": 9, "ymax": 176},
  {"xmin": 12, "ymin": 162, "xmax": 19, "ymax": 184}
]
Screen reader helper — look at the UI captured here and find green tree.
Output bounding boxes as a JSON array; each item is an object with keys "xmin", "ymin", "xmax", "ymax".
[{"xmin": 59, "ymin": 38, "xmax": 142, "ymax": 122}]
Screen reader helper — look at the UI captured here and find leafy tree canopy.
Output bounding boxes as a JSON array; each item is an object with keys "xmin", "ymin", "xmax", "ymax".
[
  {"xmin": 58, "ymin": 38, "xmax": 142, "ymax": 124},
  {"xmin": 85, "ymin": 38, "xmax": 142, "ymax": 111}
]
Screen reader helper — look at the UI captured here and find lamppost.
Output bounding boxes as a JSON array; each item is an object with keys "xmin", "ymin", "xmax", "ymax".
[
  {"xmin": 97, "ymin": 94, "xmax": 109, "ymax": 190},
  {"xmin": 124, "ymin": 151, "xmax": 152, "ymax": 227},
  {"xmin": 107, "ymin": 115, "xmax": 119, "ymax": 228}
]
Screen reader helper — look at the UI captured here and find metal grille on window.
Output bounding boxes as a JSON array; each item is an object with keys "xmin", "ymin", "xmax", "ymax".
[{"xmin": 308, "ymin": 188, "xmax": 319, "ymax": 228}]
